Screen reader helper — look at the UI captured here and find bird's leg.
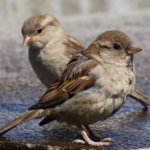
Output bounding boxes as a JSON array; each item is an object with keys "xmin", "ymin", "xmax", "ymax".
[
  {"xmin": 73, "ymin": 125, "xmax": 113, "ymax": 146},
  {"xmin": 74, "ymin": 125, "xmax": 99, "ymax": 141},
  {"xmin": 74, "ymin": 125, "xmax": 96, "ymax": 141},
  {"xmin": 84, "ymin": 125, "xmax": 100, "ymax": 141},
  {"xmin": 84, "ymin": 125, "xmax": 113, "ymax": 142}
]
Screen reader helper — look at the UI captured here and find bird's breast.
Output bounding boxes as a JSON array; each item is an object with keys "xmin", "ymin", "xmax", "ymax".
[
  {"xmin": 91, "ymin": 64, "xmax": 135, "ymax": 96},
  {"xmin": 28, "ymin": 47, "xmax": 70, "ymax": 87}
]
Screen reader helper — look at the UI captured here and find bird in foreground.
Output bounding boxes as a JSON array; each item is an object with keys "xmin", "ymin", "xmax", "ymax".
[
  {"xmin": 0, "ymin": 30, "xmax": 142, "ymax": 146},
  {"xmin": 22, "ymin": 14, "xmax": 149, "ymax": 109}
]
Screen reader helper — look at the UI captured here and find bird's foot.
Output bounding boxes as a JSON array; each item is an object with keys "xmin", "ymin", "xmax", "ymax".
[
  {"xmin": 75, "ymin": 125, "xmax": 114, "ymax": 146},
  {"xmin": 73, "ymin": 137, "xmax": 114, "ymax": 146},
  {"xmin": 91, "ymin": 135, "xmax": 114, "ymax": 142},
  {"xmin": 83, "ymin": 125, "xmax": 114, "ymax": 142}
]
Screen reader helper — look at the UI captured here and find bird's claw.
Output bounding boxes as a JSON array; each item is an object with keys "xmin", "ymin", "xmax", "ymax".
[{"xmin": 73, "ymin": 137, "xmax": 114, "ymax": 146}]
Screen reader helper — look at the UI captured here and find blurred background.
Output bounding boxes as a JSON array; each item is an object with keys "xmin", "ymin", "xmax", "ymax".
[{"xmin": 0, "ymin": 0, "xmax": 150, "ymax": 20}]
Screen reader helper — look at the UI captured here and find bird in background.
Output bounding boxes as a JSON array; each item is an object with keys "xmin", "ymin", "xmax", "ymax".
[
  {"xmin": 0, "ymin": 30, "xmax": 143, "ymax": 146},
  {"xmin": 22, "ymin": 14, "xmax": 149, "ymax": 109}
]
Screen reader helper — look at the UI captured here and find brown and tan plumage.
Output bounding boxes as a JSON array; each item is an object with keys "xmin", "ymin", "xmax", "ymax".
[
  {"xmin": 21, "ymin": 14, "xmax": 149, "ymax": 109},
  {"xmin": 0, "ymin": 30, "xmax": 143, "ymax": 146},
  {"xmin": 30, "ymin": 52, "xmax": 97, "ymax": 110}
]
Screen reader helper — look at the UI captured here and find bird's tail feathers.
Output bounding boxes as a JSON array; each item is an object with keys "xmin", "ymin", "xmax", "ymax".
[{"xmin": 0, "ymin": 109, "xmax": 44, "ymax": 136}]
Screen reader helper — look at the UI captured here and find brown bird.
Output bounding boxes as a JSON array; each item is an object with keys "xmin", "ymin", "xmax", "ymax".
[
  {"xmin": 22, "ymin": 14, "xmax": 149, "ymax": 109},
  {"xmin": 0, "ymin": 30, "xmax": 143, "ymax": 146}
]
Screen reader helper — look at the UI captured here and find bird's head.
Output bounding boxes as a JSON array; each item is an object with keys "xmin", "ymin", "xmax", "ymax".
[
  {"xmin": 21, "ymin": 14, "xmax": 63, "ymax": 49},
  {"xmin": 88, "ymin": 30, "xmax": 142, "ymax": 66}
]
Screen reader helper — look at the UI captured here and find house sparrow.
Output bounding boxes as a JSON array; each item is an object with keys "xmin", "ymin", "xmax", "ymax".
[
  {"xmin": 22, "ymin": 14, "xmax": 149, "ymax": 109},
  {"xmin": 0, "ymin": 30, "xmax": 142, "ymax": 146}
]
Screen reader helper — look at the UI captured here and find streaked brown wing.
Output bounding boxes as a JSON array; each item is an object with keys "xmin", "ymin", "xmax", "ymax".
[
  {"xmin": 130, "ymin": 89, "xmax": 150, "ymax": 106},
  {"xmin": 64, "ymin": 36, "xmax": 85, "ymax": 58},
  {"xmin": 29, "ymin": 53, "xmax": 98, "ymax": 110}
]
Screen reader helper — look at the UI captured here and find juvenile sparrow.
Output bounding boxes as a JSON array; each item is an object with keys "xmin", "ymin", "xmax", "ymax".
[
  {"xmin": 0, "ymin": 30, "xmax": 142, "ymax": 146},
  {"xmin": 22, "ymin": 14, "xmax": 149, "ymax": 109}
]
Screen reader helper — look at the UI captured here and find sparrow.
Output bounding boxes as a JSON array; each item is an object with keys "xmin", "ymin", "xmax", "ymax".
[
  {"xmin": 0, "ymin": 30, "xmax": 143, "ymax": 146},
  {"xmin": 22, "ymin": 14, "xmax": 149, "ymax": 109}
]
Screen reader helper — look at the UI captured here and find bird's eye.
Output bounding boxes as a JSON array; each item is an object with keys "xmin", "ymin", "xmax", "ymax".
[
  {"xmin": 37, "ymin": 28, "xmax": 43, "ymax": 34},
  {"xmin": 113, "ymin": 43, "xmax": 121, "ymax": 50}
]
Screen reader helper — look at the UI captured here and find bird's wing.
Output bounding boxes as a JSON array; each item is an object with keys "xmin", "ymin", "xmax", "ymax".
[
  {"xmin": 29, "ymin": 52, "xmax": 98, "ymax": 110},
  {"xmin": 130, "ymin": 89, "xmax": 150, "ymax": 109},
  {"xmin": 64, "ymin": 36, "xmax": 85, "ymax": 58}
]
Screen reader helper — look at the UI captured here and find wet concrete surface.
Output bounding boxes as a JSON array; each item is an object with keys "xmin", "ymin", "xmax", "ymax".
[{"xmin": 0, "ymin": 10, "xmax": 150, "ymax": 149}]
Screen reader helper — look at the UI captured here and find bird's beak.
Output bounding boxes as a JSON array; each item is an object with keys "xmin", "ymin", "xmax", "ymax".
[
  {"xmin": 23, "ymin": 35, "xmax": 40, "ymax": 46},
  {"xmin": 127, "ymin": 44, "xmax": 142, "ymax": 55}
]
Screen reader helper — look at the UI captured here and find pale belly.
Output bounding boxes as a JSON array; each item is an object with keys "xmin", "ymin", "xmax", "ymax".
[{"xmin": 52, "ymin": 88, "xmax": 126, "ymax": 125}]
